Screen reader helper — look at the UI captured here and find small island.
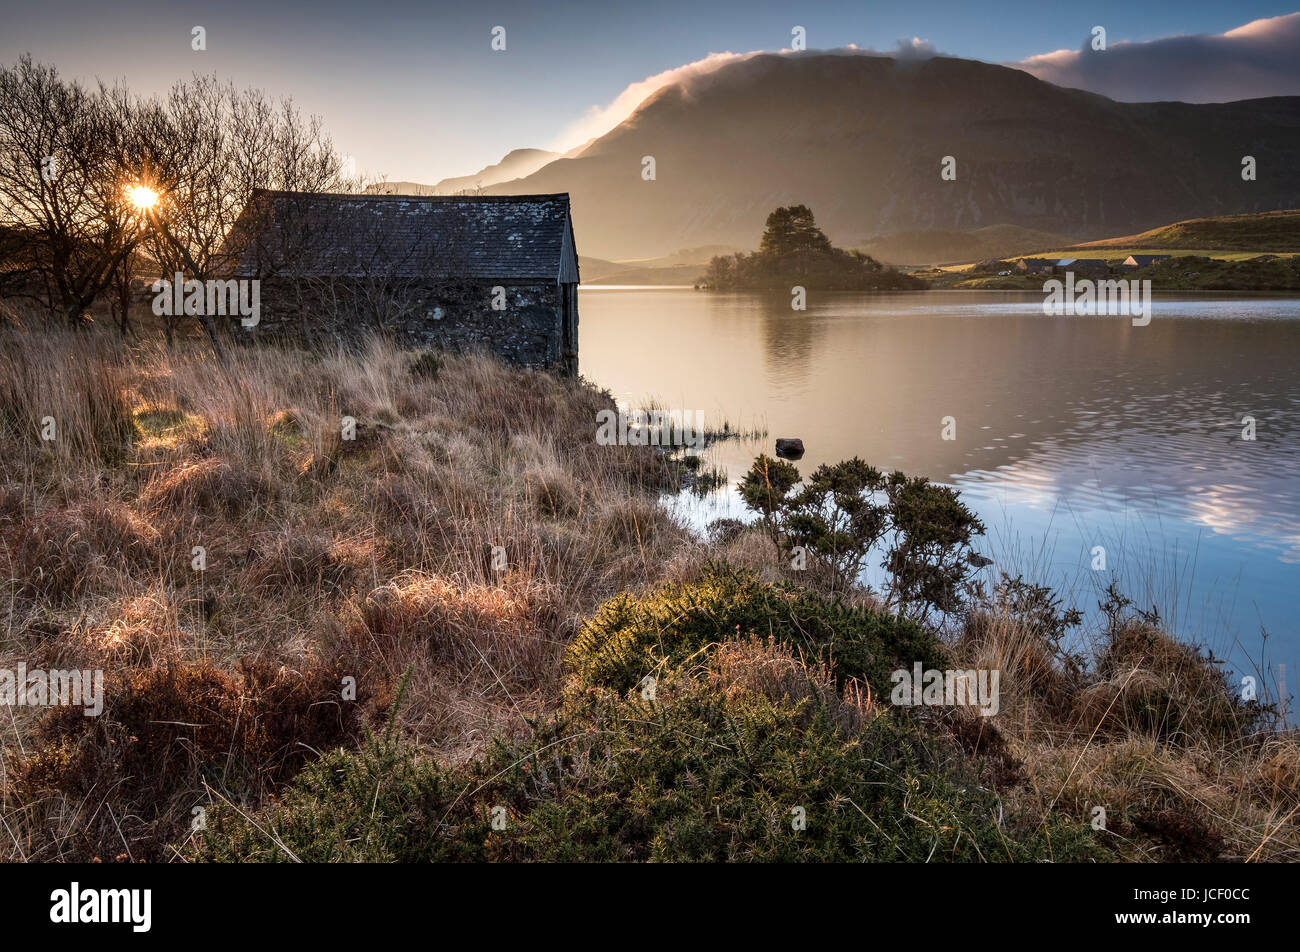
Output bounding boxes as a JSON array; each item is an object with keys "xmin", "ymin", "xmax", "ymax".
[{"xmin": 698, "ymin": 205, "xmax": 926, "ymax": 291}]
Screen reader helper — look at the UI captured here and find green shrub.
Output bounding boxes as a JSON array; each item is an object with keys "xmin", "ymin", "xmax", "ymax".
[
  {"xmin": 739, "ymin": 455, "xmax": 986, "ymax": 622},
  {"xmin": 196, "ymin": 660, "xmax": 1100, "ymax": 863},
  {"xmin": 564, "ymin": 564, "xmax": 945, "ymax": 697},
  {"xmin": 193, "ymin": 568, "xmax": 1102, "ymax": 863},
  {"xmin": 195, "ymin": 733, "xmax": 484, "ymax": 862}
]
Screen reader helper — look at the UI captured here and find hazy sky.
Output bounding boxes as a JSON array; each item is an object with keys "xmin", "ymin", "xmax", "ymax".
[{"xmin": 3, "ymin": 0, "xmax": 1298, "ymax": 183}]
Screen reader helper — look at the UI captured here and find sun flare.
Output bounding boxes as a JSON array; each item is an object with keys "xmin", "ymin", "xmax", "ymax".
[{"xmin": 126, "ymin": 184, "xmax": 159, "ymax": 211}]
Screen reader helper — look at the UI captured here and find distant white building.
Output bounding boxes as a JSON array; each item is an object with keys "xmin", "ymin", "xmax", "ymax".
[{"xmin": 1121, "ymin": 254, "xmax": 1172, "ymax": 268}]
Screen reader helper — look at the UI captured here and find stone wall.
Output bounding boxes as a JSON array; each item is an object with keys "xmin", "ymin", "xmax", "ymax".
[{"xmin": 244, "ymin": 277, "xmax": 566, "ymax": 370}]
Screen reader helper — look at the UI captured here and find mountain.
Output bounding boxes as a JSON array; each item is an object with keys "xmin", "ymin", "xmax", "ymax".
[
  {"xmin": 1066, "ymin": 209, "xmax": 1300, "ymax": 252},
  {"xmin": 577, "ymin": 256, "xmax": 705, "ymax": 285},
  {"xmin": 432, "ymin": 148, "xmax": 562, "ymax": 193},
  {"xmin": 615, "ymin": 245, "xmax": 739, "ymax": 267},
  {"xmin": 365, "ymin": 149, "xmax": 563, "ymax": 197},
  {"xmin": 487, "ymin": 53, "xmax": 1300, "ymax": 260},
  {"xmin": 366, "ymin": 181, "xmax": 441, "ymax": 195}
]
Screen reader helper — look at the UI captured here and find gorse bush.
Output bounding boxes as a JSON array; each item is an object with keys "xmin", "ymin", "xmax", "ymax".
[
  {"xmin": 740, "ymin": 454, "xmax": 986, "ymax": 621},
  {"xmin": 565, "ymin": 564, "xmax": 944, "ymax": 698},
  {"xmin": 195, "ymin": 571, "xmax": 1099, "ymax": 862},
  {"xmin": 1079, "ymin": 620, "xmax": 1271, "ymax": 746},
  {"xmin": 883, "ymin": 471, "xmax": 988, "ymax": 620},
  {"xmin": 199, "ymin": 677, "xmax": 1097, "ymax": 863},
  {"xmin": 408, "ymin": 351, "xmax": 442, "ymax": 380}
]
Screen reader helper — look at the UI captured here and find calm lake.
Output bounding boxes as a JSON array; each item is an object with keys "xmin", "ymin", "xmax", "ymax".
[{"xmin": 578, "ymin": 287, "xmax": 1300, "ymax": 686}]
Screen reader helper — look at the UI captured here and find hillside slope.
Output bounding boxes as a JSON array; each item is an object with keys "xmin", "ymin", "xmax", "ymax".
[
  {"xmin": 1068, "ymin": 209, "xmax": 1300, "ymax": 252},
  {"xmin": 433, "ymin": 148, "xmax": 562, "ymax": 194},
  {"xmin": 489, "ymin": 53, "xmax": 1300, "ymax": 259},
  {"xmin": 859, "ymin": 224, "xmax": 1075, "ymax": 265}
]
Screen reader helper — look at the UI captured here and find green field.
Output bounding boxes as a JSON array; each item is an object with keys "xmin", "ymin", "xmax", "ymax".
[
  {"xmin": 909, "ymin": 209, "xmax": 1300, "ymax": 290},
  {"xmin": 1028, "ymin": 248, "xmax": 1281, "ymax": 264},
  {"xmin": 1067, "ymin": 209, "xmax": 1300, "ymax": 254}
]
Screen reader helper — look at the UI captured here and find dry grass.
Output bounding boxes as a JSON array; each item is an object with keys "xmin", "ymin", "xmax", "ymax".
[
  {"xmin": 953, "ymin": 603, "xmax": 1300, "ymax": 862},
  {"xmin": 0, "ymin": 326, "xmax": 1293, "ymax": 863},
  {"xmin": 9, "ymin": 658, "xmax": 373, "ymax": 861},
  {"xmin": 709, "ymin": 636, "xmax": 873, "ymax": 737},
  {"xmin": 0, "ymin": 329, "xmax": 699, "ymax": 859}
]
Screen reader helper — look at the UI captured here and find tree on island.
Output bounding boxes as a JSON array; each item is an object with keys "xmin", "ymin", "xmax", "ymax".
[
  {"xmin": 701, "ymin": 205, "xmax": 925, "ymax": 291},
  {"xmin": 759, "ymin": 204, "xmax": 833, "ymax": 257}
]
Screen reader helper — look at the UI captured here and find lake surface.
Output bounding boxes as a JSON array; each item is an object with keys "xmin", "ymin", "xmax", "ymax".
[{"xmin": 578, "ymin": 287, "xmax": 1300, "ymax": 690}]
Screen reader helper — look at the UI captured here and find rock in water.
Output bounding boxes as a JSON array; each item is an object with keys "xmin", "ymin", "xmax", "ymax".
[{"xmin": 775, "ymin": 438, "xmax": 805, "ymax": 460}]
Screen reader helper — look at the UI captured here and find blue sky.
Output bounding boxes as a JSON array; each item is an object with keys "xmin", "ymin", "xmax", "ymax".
[{"xmin": 3, "ymin": 0, "xmax": 1298, "ymax": 182}]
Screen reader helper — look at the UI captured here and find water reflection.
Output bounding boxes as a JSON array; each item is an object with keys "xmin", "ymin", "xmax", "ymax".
[{"xmin": 579, "ymin": 287, "xmax": 1300, "ymax": 668}]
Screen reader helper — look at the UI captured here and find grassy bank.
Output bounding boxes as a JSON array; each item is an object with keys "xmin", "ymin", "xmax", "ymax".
[
  {"xmin": 918, "ymin": 254, "xmax": 1300, "ymax": 291},
  {"xmin": 1066, "ymin": 210, "xmax": 1300, "ymax": 255},
  {"xmin": 0, "ymin": 331, "xmax": 701, "ymax": 859},
  {"xmin": 0, "ymin": 330, "xmax": 1295, "ymax": 862}
]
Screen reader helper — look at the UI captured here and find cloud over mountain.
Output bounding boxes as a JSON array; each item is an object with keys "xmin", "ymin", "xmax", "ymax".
[
  {"xmin": 553, "ymin": 41, "xmax": 946, "ymax": 152},
  {"xmin": 556, "ymin": 13, "xmax": 1300, "ymax": 156},
  {"xmin": 1013, "ymin": 13, "xmax": 1300, "ymax": 102},
  {"xmin": 500, "ymin": 52, "xmax": 1300, "ymax": 260}
]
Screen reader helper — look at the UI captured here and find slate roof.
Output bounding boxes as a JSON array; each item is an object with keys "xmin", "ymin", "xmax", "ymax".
[{"xmin": 220, "ymin": 190, "xmax": 577, "ymax": 282}]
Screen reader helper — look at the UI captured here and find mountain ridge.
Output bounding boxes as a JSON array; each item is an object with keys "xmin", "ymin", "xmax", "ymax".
[
  {"xmin": 1067, "ymin": 209, "xmax": 1300, "ymax": 252},
  {"xmin": 483, "ymin": 53, "xmax": 1300, "ymax": 259},
  {"xmin": 432, "ymin": 147, "xmax": 562, "ymax": 194}
]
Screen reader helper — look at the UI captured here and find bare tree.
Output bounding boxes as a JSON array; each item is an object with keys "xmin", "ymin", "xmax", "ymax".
[
  {"xmin": 0, "ymin": 56, "xmax": 152, "ymax": 327},
  {"xmin": 107, "ymin": 246, "xmax": 143, "ymax": 337},
  {"xmin": 141, "ymin": 76, "xmax": 360, "ymax": 350},
  {"xmin": 1, "ymin": 57, "xmax": 368, "ymax": 350}
]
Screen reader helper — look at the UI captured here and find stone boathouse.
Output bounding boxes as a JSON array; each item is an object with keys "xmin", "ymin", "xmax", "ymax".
[{"xmin": 221, "ymin": 190, "xmax": 580, "ymax": 375}]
